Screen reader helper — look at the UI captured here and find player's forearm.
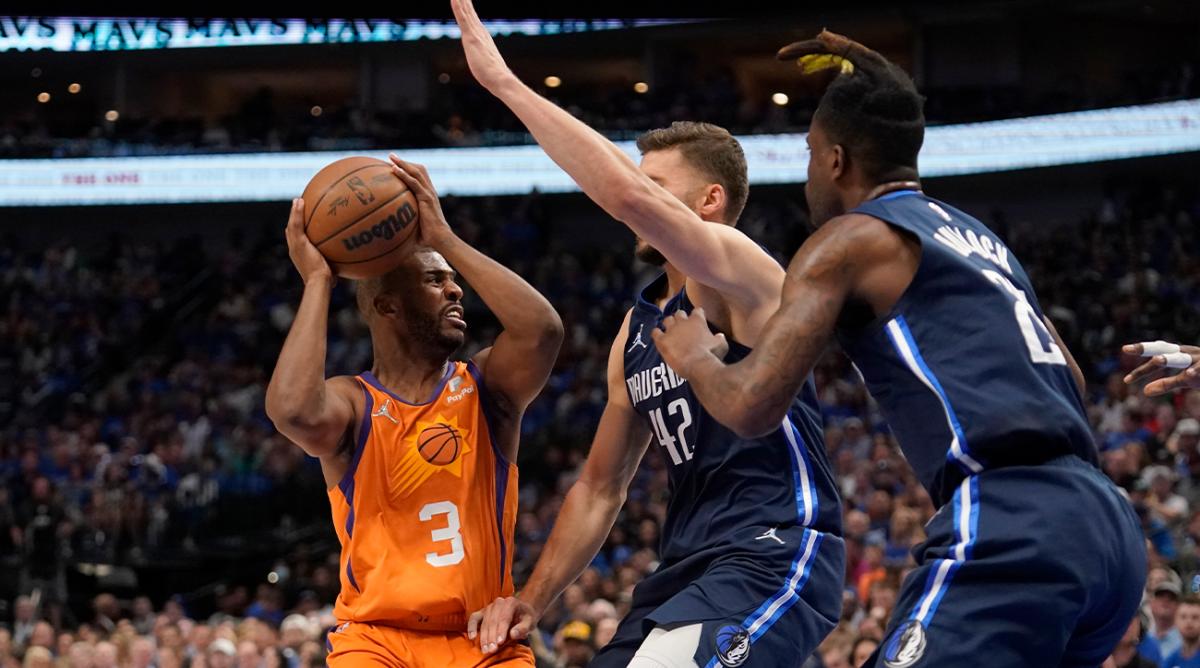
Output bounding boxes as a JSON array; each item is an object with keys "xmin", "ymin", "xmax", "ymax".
[
  {"xmin": 488, "ymin": 77, "xmax": 645, "ymax": 217},
  {"xmin": 431, "ymin": 232, "xmax": 562, "ymax": 347},
  {"xmin": 685, "ymin": 354, "xmax": 793, "ymax": 439},
  {"xmin": 517, "ymin": 478, "xmax": 625, "ymax": 615},
  {"xmin": 265, "ymin": 278, "xmax": 335, "ymax": 424}
]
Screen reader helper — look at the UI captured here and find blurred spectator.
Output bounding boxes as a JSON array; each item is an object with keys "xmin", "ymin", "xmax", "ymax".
[
  {"xmin": 1144, "ymin": 569, "xmax": 1184, "ymax": 660},
  {"xmin": 850, "ymin": 636, "xmax": 880, "ymax": 668},
  {"xmin": 1163, "ymin": 595, "xmax": 1200, "ymax": 667},
  {"xmin": 555, "ymin": 620, "xmax": 593, "ymax": 668}
]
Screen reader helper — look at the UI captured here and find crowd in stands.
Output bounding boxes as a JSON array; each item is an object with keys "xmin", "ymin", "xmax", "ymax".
[
  {"xmin": 0, "ymin": 174, "xmax": 1197, "ymax": 667},
  {"xmin": 1, "ymin": 55, "xmax": 1195, "ymax": 158}
]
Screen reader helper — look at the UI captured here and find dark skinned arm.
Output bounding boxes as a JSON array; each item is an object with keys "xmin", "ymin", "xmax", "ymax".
[
  {"xmin": 389, "ymin": 157, "xmax": 564, "ymax": 453},
  {"xmin": 653, "ymin": 214, "xmax": 915, "ymax": 438}
]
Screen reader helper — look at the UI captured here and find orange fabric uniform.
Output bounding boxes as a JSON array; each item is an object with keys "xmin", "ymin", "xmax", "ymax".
[{"xmin": 325, "ymin": 361, "xmax": 532, "ymax": 667}]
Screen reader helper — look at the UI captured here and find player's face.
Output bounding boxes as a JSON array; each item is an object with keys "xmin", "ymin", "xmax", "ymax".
[
  {"xmin": 805, "ymin": 116, "xmax": 845, "ymax": 229},
  {"xmin": 635, "ymin": 148, "xmax": 712, "ymax": 266},
  {"xmin": 387, "ymin": 249, "xmax": 466, "ymax": 354}
]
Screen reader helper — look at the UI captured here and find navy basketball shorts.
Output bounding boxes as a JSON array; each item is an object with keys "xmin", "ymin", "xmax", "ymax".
[
  {"xmin": 869, "ymin": 454, "xmax": 1147, "ymax": 668},
  {"xmin": 591, "ymin": 523, "xmax": 845, "ymax": 668}
]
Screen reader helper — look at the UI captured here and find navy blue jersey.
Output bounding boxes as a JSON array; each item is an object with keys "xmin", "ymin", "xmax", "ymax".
[
  {"xmin": 837, "ymin": 190, "xmax": 1096, "ymax": 508},
  {"xmin": 625, "ymin": 275, "xmax": 842, "ymax": 562}
]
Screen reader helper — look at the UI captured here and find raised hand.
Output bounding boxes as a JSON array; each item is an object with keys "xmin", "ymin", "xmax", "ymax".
[
  {"xmin": 450, "ymin": 0, "xmax": 518, "ymax": 92},
  {"xmin": 1123, "ymin": 340, "xmax": 1200, "ymax": 396},
  {"xmin": 283, "ymin": 198, "xmax": 333, "ymax": 285},
  {"xmin": 387, "ymin": 154, "xmax": 454, "ymax": 249}
]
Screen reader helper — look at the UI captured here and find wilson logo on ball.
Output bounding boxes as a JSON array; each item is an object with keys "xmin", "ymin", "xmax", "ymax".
[{"xmin": 341, "ymin": 202, "xmax": 417, "ymax": 252}]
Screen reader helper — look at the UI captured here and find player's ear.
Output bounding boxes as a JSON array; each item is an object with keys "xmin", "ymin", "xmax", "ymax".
[
  {"xmin": 830, "ymin": 144, "xmax": 847, "ymax": 181},
  {"xmin": 699, "ymin": 183, "xmax": 727, "ymax": 224},
  {"xmin": 373, "ymin": 294, "xmax": 400, "ymax": 320}
]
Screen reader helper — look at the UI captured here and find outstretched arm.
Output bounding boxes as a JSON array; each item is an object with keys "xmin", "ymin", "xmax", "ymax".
[
  {"xmin": 449, "ymin": 0, "xmax": 782, "ymax": 310},
  {"xmin": 468, "ymin": 313, "xmax": 652, "ymax": 653},
  {"xmin": 390, "ymin": 157, "xmax": 563, "ymax": 424},
  {"xmin": 653, "ymin": 214, "xmax": 907, "ymax": 438}
]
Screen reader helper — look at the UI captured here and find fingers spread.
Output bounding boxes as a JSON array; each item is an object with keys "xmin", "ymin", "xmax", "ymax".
[
  {"xmin": 1145, "ymin": 374, "xmax": 1191, "ymax": 396},
  {"xmin": 1124, "ymin": 357, "xmax": 1165, "ymax": 384}
]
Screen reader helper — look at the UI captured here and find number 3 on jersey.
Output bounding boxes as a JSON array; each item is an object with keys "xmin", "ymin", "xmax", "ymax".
[
  {"xmin": 419, "ymin": 501, "xmax": 465, "ymax": 567},
  {"xmin": 650, "ymin": 397, "xmax": 694, "ymax": 465},
  {"xmin": 982, "ymin": 269, "xmax": 1066, "ymax": 366}
]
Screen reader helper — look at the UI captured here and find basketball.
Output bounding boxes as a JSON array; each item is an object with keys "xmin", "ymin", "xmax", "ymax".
[
  {"xmin": 417, "ymin": 423, "xmax": 462, "ymax": 466},
  {"xmin": 300, "ymin": 156, "xmax": 420, "ymax": 280}
]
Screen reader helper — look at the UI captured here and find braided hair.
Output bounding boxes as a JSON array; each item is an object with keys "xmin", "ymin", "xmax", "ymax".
[{"xmin": 778, "ymin": 30, "xmax": 925, "ymax": 183}]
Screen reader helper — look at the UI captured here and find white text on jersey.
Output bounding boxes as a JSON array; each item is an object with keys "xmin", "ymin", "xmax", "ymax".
[
  {"xmin": 932, "ymin": 224, "xmax": 1013, "ymax": 275},
  {"xmin": 626, "ymin": 362, "xmax": 687, "ymax": 404}
]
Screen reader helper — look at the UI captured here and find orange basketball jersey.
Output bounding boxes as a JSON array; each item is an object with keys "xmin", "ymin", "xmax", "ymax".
[{"xmin": 328, "ymin": 361, "xmax": 519, "ymax": 631}]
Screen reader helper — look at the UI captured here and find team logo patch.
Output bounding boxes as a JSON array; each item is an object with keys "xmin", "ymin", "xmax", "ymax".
[
  {"xmin": 715, "ymin": 624, "xmax": 750, "ymax": 667},
  {"xmin": 882, "ymin": 620, "xmax": 927, "ymax": 668}
]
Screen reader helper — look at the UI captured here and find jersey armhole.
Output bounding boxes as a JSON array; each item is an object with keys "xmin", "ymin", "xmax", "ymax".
[
  {"xmin": 839, "ymin": 213, "xmax": 927, "ymax": 340},
  {"xmin": 335, "ymin": 378, "xmax": 374, "ymax": 501},
  {"xmin": 465, "ymin": 361, "xmax": 512, "ymax": 469}
]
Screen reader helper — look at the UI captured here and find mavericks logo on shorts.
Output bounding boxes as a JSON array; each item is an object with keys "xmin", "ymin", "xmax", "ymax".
[
  {"xmin": 715, "ymin": 624, "xmax": 750, "ymax": 667},
  {"xmin": 882, "ymin": 620, "xmax": 927, "ymax": 668}
]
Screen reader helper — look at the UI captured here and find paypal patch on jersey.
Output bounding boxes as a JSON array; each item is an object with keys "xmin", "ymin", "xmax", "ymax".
[{"xmin": 591, "ymin": 274, "xmax": 845, "ymax": 668}]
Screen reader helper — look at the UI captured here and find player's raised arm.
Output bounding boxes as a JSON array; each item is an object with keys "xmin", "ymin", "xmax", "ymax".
[
  {"xmin": 468, "ymin": 311, "xmax": 652, "ymax": 654},
  {"xmin": 389, "ymin": 156, "xmax": 563, "ymax": 428},
  {"xmin": 654, "ymin": 214, "xmax": 904, "ymax": 438},
  {"xmin": 264, "ymin": 198, "xmax": 358, "ymax": 458},
  {"xmin": 449, "ymin": 0, "xmax": 781, "ymax": 310}
]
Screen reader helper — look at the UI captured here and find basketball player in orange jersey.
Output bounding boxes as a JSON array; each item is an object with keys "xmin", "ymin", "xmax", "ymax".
[{"xmin": 264, "ymin": 157, "xmax": 563, "ymax": 668}]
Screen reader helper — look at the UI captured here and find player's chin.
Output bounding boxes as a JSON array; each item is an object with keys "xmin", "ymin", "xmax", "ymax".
[
  {"xmin": 634, "ymin": 241, "xmax": 667, "ymax": 267},
  {"xmin": 439, "ymin": 328, "xmax": 467, "ymax": 348}
]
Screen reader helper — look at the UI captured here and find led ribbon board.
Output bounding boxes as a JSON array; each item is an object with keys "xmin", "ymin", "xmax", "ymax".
[
  {"xmin": 0, "ymin": 98, "xmax": 1196, "ymax": 206},
  {"xmin": 0, "ymin": 18, "xmax": 689, "ymax": 52}
]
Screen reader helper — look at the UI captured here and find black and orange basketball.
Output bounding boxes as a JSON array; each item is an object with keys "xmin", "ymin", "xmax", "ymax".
[
  {"xmin": 301, "ymin": 156, "xmax": 420, "ymax": 280},
  {"xmin": 417, "ymin": 423, "xmax": 462, "ymax": 466}
]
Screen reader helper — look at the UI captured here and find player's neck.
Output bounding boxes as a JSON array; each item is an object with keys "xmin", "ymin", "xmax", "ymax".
[
  {"xmin": 662, "ymin": 263, "xmax": 687, "ymax": 308},
  {"xmin": 370, "ymin": 337, "xmax": 451, "ymax": 401},
  {"xmin": 846, "ymin": 180, "xmax": 923, "ymax": 210}
]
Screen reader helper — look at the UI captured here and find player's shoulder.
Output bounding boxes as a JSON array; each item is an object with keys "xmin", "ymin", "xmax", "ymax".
[
  {"xmin": 803, "ymin": 213, "xmax": 911, "ymax": 263},
  {"xmin": 610, "ymin": 308, "xmax": 636, "ymax": 352},
  {"xmin": 327, "ymin": 374, "xmax": 363, "ymax": 396}
]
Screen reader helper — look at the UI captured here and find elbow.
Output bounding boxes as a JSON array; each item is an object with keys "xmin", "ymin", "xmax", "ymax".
[
  {"xmin": 724, "ymin": 393, "xmax": 784, "ymax": 440},
  {"xmin": 263, "ymin": 390, "xmax": 297, "ymax": 429},
  {"xmin": 538, "ymin": 313, "xmax": 565, "ymax": 354},
  {"xmin": 264, "ymin": 397, "xmax": 312, "ymax": 437},
  {"xmin": 729, "ymin": 416, "xmax": 777, "ymax": 441}
]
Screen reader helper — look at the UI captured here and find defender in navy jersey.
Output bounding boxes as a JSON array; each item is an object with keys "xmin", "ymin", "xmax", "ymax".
[
  {"xmin": 655, "ymin": 30, "xmax": 1145, "ymax": 667},
  {"xmin": 453, "ymin": 5, "xmax": 845, "ymax": 664}
]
